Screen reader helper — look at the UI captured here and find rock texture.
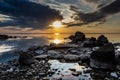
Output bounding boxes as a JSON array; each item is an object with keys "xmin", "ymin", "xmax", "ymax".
[{"xmin": 90, "ymin": 43, "xmax": 116, "ymax": 69}]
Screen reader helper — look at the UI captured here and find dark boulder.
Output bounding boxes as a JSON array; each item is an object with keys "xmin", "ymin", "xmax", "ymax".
[
  {"xmin": 90, "ymin": 43, "xmax": 116, "ymax": 70},
  {"xmin": 18, "ymin": 51, "xmax": 35, "ymax": 65},
  {"xmin": 0, "ymin": 34, "xmax": 9, "ymax": 41},
  {"xmin": 83, "ymin": 37, "xmax": 97, "ymax": 47},
  {"xmin": 97, "ymin": 35, "xmax": 109, "ymax": 46},
  {"xmin": 74, "ymin": 31, "xmax": 86, "ymax": 42}
]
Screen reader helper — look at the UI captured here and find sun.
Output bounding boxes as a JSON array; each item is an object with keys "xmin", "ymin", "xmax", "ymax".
[{"xmin": 52, "ymin": 21, "xmax": 62, "ymax": 28}]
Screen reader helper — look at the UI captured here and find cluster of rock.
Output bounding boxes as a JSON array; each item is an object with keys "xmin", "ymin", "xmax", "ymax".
[
  {"xmin": 0, "ymin": 59, "xmax": 51, "ymax": 79},
  {"xmin": 69, "ymin": 31, "xmax": 109, "ymax": 47},
  {"xmin": 0, "ymin": 34, "xmax": 27, "ymax": 41},
  {"xmin": 68, "ymin": 31, "xmax": 120, "ymax": 69}
]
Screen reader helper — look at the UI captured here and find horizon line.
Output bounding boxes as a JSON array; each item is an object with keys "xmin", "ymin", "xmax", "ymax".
[{"xmin": 0, "ymin": 32, "xmax": 120, "ymax": 34}]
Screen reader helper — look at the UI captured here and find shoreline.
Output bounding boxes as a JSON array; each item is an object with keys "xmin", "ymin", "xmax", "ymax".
[{"xmin": 0, "ymin": 31, "xmax": 120, "ymax": 79}]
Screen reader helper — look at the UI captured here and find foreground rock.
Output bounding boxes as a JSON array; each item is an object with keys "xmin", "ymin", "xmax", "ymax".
[
  {"xmin": 0, "ymin": 60, "xmax": 50, "ymax": 80},
  {"xmin": 90, "ymin": 43, "xmax": 117, "ymax": 70},
  {"xmin": 18, "ymin": 51, "xmax": 35, "ymax": 65}
]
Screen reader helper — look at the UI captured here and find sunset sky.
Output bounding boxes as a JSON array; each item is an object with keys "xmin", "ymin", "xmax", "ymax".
[{"xmin": 0, "ymin": 0, "xmax": 120, "ymax": 33}]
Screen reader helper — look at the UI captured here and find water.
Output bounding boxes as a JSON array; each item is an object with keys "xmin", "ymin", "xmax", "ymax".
[
  {"xmin": 0, "ymin": 33, "xmax": 120, "ymax": 62},
  {"xmin": 48, "ymin": 60, "xmax": 91, "ymax": 80}
]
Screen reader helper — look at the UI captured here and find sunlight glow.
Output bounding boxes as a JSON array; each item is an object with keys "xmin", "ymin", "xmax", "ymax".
[
  {"xmin": 53, "ymin": 39, "xmax": 62, "ymax": 44},
  {"xmin": 54, "ymin": 33, "xmax": 60, "ymax": 36},
  {"xmin": 52, "ymin": 21, "xmax": 62, "ymax": 28}
]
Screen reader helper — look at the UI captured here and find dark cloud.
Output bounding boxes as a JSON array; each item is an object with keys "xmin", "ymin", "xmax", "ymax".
[
  {"xmin": 68, "ymin": 0, "xmax": 120, "ymax": 27},
  {"xmin": 0, "ymin": 0, "xmax": 63, "ymax": 29}
]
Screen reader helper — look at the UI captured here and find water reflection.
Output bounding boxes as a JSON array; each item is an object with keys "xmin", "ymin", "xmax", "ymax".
[
  {"xmin": 0, "ymin": 44, "xmax": 14, "ymax": 53},
  {"xmin": 50, "ymin": 33, "xmax": 65, "ymax": 44},
  {"xmin": 49, "ymin": 60, "xmax": 91, "ymax": 80}
]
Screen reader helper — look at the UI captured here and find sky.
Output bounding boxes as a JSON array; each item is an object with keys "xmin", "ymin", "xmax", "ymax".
[{"xmin": 0, "ymin": 0, "xmax": 120, "ymax": 33}]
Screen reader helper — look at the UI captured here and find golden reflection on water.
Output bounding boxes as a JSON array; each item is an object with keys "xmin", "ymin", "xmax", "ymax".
[{"xmin": 50, "ymin": 33, "xmax": 65, "ymax": 44}]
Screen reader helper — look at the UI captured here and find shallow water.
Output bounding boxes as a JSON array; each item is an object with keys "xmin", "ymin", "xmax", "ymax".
[{"xmin": 48, "ymin": 60, "xmax": 92, "ymax": 80}]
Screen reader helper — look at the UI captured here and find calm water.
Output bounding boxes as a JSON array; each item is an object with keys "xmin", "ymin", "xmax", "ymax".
[{"xmin": 0, "ymin": 33, "xmax": 120, "ymax": 62}]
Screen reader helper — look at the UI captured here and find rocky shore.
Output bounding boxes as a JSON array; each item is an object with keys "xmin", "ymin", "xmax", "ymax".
[{"xmin": 0, "ymin": 31, "xmax": 120, "ymax": 80}]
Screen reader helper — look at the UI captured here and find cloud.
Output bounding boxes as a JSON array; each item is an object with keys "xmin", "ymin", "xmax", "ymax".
[
  {"xmin": 0, "ymin": 0, "xmax": 63, "ymax": 29},
  {"xmin": 68, "ymin": 0, "xmax": 120, "ymax": 27},
  {"xmin": 81, "ymin": 0, "xmax": 114, "ymax": 8}
]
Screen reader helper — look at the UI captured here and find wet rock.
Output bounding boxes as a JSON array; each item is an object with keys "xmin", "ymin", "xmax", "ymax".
[
  {"xmin": 74, "ymin": 31, "xmax": 86, "ymax": 42},
  {"xmin": 35, "ymin": 55, "xmax": 48, "ymax": 60},
  {"xmin": 47, "ymin": 50, "xmax": 63, "ymax": 59},
  {"xmin": 72, "ymin": 71, "xmax": 79, "ymax": 76},
  {"xmin": 69, "ymin": 68, "xmax": 76, "ymax": 72},
  {"xmin": 64, "ymin": 54, "xmax": 80, "ymax": 61},
  {"xmin": 18, "ymin": 51, "xmax": 35, "ymax": 65},
  {"xmin": 35, "ymin": 50, "xmax": 45, "ymax": 54},
  {"xmin": 110, "ymin": 72, "xmax": 118, "ymax": 78},
  {"xmin": 42, "ymin": 77, "xmax": 49, "ymax": 80},
  {"xmin": 80, "ymin": 53, "xmax": 90, "ymax": 64},
  {"xmin": 90, "ymin": 43, "xmax": 117, "ymax": 70}
]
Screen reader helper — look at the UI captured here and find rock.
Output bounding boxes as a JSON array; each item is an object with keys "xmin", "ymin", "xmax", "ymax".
[
  {"xmin": 69, "ymin": 68, "xmax": 76, "ymax": 72},
  {"xmin": 68, "ymin": 35, "xmax": 75, "ymax": 42},
  {"xmin": 6, "ymin": 67, "xmax": 14, "ymax": 72},
  {"xmin": 97, "ymin": 35, "xmax": 109, "ymax": 46},
  {"xmin": 64, "ymin": 54, "xmax": 80, "ymax": 61},
  {"xmin": 34, "ymin": 55, "xmax": 48, "ymax": 60},
  {"xmin": 0, "ymin": 34, "xmax": 9, "ymax": 41},
  {"xmin": 18, "ymin": 51, "xmax": 35, "ymax": 65},
  {"xmin": 72, "ymin": 71, "xmax": 79, "ymax": 76},
  {"xmin": 47, "ymin": 50, "xmax": 63, "ymax": 59},
  {"xmin": 83, "ymin": 37, "xmax": 97, "ymax": 47},
  {"xmin": 74, "ymin": 31, "xmax": 86, "ymax": 42},
  {"xmin": 80, "ymin": 53, "xmax": 90, "ymax": 64},
  {"xmin": 110, "ymin": 72, "xmax": 118, "ymax": 78},
  {"xmin": 90, "ymin": 43, "xmax": 117, "ymax": 70},
  {"xmin": 42, "ymin": 77, "xmax": 49, "ymax": 80},
  {"xmin": 48, "ymin": 53, "xmax": 63, "ymax": 59},
  {"xmin": 35, "ymin": 50, "xmax": 45, "ymax": 54}
]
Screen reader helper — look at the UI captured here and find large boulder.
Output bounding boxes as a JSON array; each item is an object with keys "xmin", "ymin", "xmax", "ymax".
[
  {"xmin": 97, "ymin": 35, "xmax": 109, "ymax": 46},
  {"xmin": 90, "ymin": 43, "xmax": 116, "ymax": 70},
  {"xmin": 18, "ymin": 51, "xmax": 35, "ymax": 65},
  {"xmin": 74, "ymin": 31, "xmax": 86, "ymax": 42}
]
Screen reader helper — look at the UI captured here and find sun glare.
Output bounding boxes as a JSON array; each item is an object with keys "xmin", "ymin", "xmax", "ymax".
[
  {"xmin": 54, "ymin": 33, "xmax": 60, "ymax": 36},
  {"xmin": 52, "ymin": 21, "xmax": 62, "ymax": 28},
  {"xmin": 53, "ymin": 39, "xmax": 62, "ymax": 44}
]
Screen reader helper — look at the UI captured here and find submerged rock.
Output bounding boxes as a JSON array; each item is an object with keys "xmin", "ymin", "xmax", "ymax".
[
  {"xmin": 34, "ymin": 55, "xmax": 48, "ymax": 60},
  {"xmin": 90, "ymin": 43, "xmax": 116, "ymax": 70}
]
